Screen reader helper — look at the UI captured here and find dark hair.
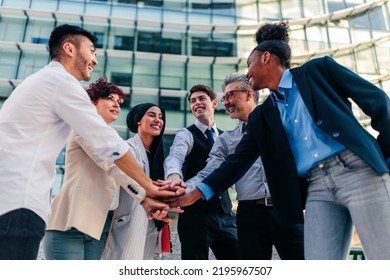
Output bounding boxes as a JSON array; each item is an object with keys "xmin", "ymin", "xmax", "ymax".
[
  {"xmin": 86, "ymin": 77, "xmax": 126, "ymax": 102},
  {"xmin": 221, "ymin": 72, "xmax": 259, "ymax": 104},
  {"xmin": 48, "ymin": 24, "xmax": 97, "ymax": 59},
  {"xmin": 253, "ymin": 21, "xmax": 291, "ymax": 69},
  {"xmin": 187, "ymin": 84, "xmax": 216, "ymax": 101}
]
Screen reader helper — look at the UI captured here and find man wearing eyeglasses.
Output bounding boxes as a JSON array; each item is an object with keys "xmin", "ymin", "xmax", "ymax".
[
  {"xmin": 164, "ymin": 84, "xmax": 238, "ymax": 260},
  {"xmin": 170, "ymin": 22, "xmax": 390, "ymax": 260},
  {"xmin": 184, "ymin": 73, "xmax": 304, "ymax": 260}
]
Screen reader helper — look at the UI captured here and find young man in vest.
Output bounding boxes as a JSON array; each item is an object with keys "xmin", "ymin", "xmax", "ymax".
[{"xmin": 164, "ymin": 84, "xmax": 238, "ymax": 260}]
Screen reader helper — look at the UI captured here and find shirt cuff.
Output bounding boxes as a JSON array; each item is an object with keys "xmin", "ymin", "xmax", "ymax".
[
  {"xmin": 165, "ymin": 169, "xmax": 183, "ymax": 180},
  {"xmin": 197, "ymin": 182, "xmax": 215, "ymax": 200}
]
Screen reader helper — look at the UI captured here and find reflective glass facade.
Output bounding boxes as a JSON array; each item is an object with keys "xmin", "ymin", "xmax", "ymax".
[{"xmin": 1, "ymin": 1, "xmax": 389, "ymax": 187}]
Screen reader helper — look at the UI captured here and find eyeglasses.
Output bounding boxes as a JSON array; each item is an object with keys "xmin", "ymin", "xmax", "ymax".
[
  {"xmin": 105, "ymin": 95, "xmax": 124, "ymax": 105},
  {"xmin": 220, "ymin": 90, "xmax": 247, "ymax": 102}
]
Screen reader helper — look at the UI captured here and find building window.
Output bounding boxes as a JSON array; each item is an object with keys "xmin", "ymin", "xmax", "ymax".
[
  {"xmin": 138, "ymin": 31, "xmax": 182, "ymax": 54},
  {"xmin": 138, "ymin": 31, "xmax": 161, "ymax": 53},
  {"xmin": 192, "ymin": 2, "xmax": 234, "ymax": 9},
  {"xmin": 31, "ymin": 37, "xmax": 49, "ymax": 44},
  {"xmin": 114, "ymin": 35, "xmax": 134, "ymax": 50},
  {"xmin": 160, "ymin": 96, "xmax": 181, "ymax": 111},
  {"xmin": 192, "ymin": 37, "xmax": 235, "ymax": 56},
  {"xmin": 118, "ymin": 0, "xmax": 162, "ymax": 7},
  {"xmin": 56, "ymin": 146, "xmax": 66, "ymax": 166},
  {"xmin": 111, "ymin": 72, "xmax": 132, "ymax": 87},
  {"xmin": 349, "ymin": 5, "xmax": 387, "ymax": 31},
  {"xmin": 93, "ymin": 32, "xmax": 104, "ymax": 48},
  {"xmin": 161, "ymin": 37, "xmax": 182, "ymax": 54}
]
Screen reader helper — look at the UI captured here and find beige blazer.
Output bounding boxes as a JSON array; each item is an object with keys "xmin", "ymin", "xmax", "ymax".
[
  {"xmin": 102, "ymin": 134, "xmax": 160, "ymax": 260},
  {"xmin": 46, "ymin": 131, "xmax": 146, "ymax": 240}
]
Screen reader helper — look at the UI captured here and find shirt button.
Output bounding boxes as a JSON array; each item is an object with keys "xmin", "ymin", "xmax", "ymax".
[
  {"xmin": 294, "ymin": 119, "xmax": 298, "ymax": 124},
  {"xmin": 314, "ymin": 153, "xmax": 318, "ymax": 157},
  {"xmin": 304, "ymin": 136, "xmax": 308, "ymax": 141},
  {"xmin": 316, "ymin": 120, "xmax": 323, "ymax": 125},
  {"xmin": 333, "ymin": 132, "xmax": 340, "ymax": 137}
]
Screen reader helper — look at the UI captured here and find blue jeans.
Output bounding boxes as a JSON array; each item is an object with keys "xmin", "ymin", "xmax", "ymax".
[
  {"xmin": 0, "ymin": 208, "xmax": 45, "ymax": 260},
  {"xmin": 305, "ymin": 150, "xmax": 390, "ymax": 259},
  {"xmin": 43, "ymin": 215, "xmax": 111, "ymax": 260}
]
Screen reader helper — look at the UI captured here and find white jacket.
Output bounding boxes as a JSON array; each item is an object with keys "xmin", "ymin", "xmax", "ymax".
[{"xmin": 102, "ymin": 134, "xmax": 160, "ymax": 260}]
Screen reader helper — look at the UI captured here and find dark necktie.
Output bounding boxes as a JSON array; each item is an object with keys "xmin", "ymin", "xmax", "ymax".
[
  {"xmin": 205, "ymin": 128, "xmax": 214, "ymax": 146},
  {"xmin": 242, "ymin": 123, "xmax": 246, "ymax": 133}
]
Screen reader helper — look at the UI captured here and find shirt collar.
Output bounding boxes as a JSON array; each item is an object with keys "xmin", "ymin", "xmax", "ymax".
[
  {"xmin": 195, "ymin": 120, "xmax": 217, "ymax": 134},
  {"xmin": 278, "ymin": 69, "xmax": 293, "ymax": 91},
  {"xmin": 271, "ymin": 70, "xmax": 293, "ymax": 102}
]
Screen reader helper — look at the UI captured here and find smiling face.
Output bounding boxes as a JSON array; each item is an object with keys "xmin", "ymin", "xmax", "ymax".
[
  {"xmin": 138, "ymin": 106, "xmax": 164, "ymax": 137},
  {"xmin": 246, "ymin": 50, "xmax": 268, "ymax": 91},
  {"xmin": 222, "ymin": 82, "xmax": 252, "ymax": 121},
  {"xmin": 93, "ymin": 93, "xmax": 121, "ymax": 124},
  {"xmin": 189, "ymin": 91, "xmax": 217, "ymax": 122},
  {"xmin": 72, "ymin": 35, "xmax": 98, "ymax": 81}
]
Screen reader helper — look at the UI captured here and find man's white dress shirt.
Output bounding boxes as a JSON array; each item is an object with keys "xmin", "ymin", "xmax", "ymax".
[{"xmin": 0, "ymin": 61, "xmax": 129, "ymax": 223}]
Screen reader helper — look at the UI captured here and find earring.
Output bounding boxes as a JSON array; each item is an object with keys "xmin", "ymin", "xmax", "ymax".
[{"xmin": 137, "ymin": 122, "xmax": 140, "ymax": 125}]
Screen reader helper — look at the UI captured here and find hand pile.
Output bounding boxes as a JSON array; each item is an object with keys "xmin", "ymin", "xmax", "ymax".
[{"xmin": 140, "ymin": 178, "xmax": 187, "ymax": 222}]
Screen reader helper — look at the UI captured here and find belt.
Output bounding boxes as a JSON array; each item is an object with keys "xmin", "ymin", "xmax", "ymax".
[{"xmin": 239, "ymin": 197, "xmax": 273, "ymax": 207}]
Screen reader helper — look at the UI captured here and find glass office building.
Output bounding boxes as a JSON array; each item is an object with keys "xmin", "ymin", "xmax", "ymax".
[{"xmin": 0, "ymin": 0, "xmax": 389, "ymax": 192}]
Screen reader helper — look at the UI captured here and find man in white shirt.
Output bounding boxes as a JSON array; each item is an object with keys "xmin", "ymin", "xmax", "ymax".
[
  {"xmin": 0, "ymin": 24, "xmax": 182, "ymax": 260},
  {"xmin": 164, "ymin": 84, "xmax": 238, "ymax": 260}
]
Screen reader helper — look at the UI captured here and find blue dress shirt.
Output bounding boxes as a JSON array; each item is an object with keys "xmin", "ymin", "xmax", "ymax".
[{"xmin": 272, "ymin": 70, "xmax": 345, "ymax": 176}]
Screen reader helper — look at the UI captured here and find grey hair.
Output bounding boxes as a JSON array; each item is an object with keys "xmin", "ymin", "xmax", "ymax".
[{"xmin": 221, "ymin": 72, "xmax": 259, "ymax": 104}]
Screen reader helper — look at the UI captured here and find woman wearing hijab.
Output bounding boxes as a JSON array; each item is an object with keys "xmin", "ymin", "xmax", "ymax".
[{"xmin": 102, "ymin": 103, "xmax": 170, "ymax": 260}]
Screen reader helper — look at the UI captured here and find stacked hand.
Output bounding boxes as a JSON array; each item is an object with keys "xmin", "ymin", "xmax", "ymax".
[
  {"xmin": 167, "ymin": 188, "xmax": 203, "ymax": 209},
  {"xmin": 141, "ymin": 178, "xmax": 187, "ymax": 221},
  {"xmin": 161, "ymin": 173, "xmax": 203, "ymax": 209}
]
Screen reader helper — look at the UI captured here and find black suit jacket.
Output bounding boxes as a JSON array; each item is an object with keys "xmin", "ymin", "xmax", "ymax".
[{"xmin": 203, "ymin": 56, "xmax": 390, "ymax": 224}]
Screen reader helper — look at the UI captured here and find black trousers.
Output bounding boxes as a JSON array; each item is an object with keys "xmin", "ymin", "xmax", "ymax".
[
  {"xmin": 236, "ymin": 201, "xmax": 304, "ymax": 260},
  {"xmin": 0, "ymin": 208, "xmax": 45, "ymax": 260},
  {"xmin": 178, "ymin": 205, "xmax": 239, "ymax": 260}
]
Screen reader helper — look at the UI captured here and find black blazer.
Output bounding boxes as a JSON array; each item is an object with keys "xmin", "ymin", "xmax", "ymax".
[{"xmin": 203, "ymin": 56, "xmax": 390, "ymax": 224}]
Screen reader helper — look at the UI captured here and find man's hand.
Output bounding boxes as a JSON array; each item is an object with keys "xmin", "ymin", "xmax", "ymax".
[
  {"xmin": 141, "ymin": 196, "xmax": 184, "ymax": 221},
  {"xmin": 154, "ymin": 179, "xmax": 186, "ymax": 196},
  {"xmin": 115, "ymin": 152, "xmax": 184, "ymax": 199},
  {"xmin": 146, "ymin": 179, "xmax": 185, "ymax": 198},
  {"xmin": 168, "ymin": 188, "xmax": 203, "ymax": 208},
  {"xmin": 166, "ymin": 173, "xmax": 187, "ymax": 189}
]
